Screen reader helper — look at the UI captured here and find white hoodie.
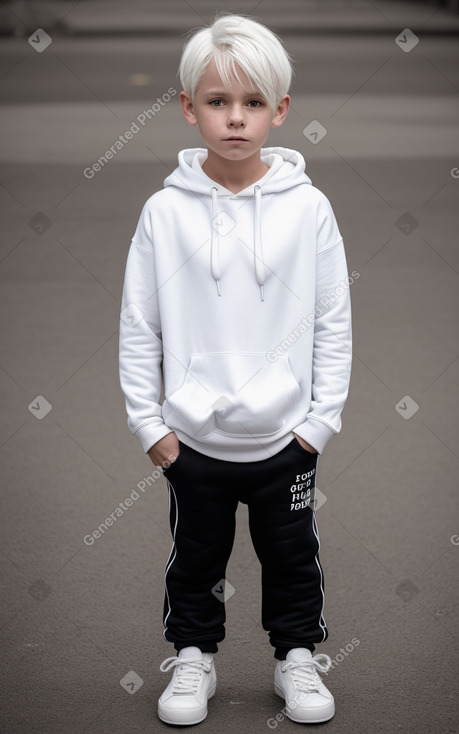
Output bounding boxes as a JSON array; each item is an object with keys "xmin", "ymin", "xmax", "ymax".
[{"xmin": 119, "ymin": 146, "xmax": 352, "ymax": 461}]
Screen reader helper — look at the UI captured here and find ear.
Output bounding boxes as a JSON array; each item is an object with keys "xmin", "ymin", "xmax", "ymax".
[
  {"xmin": 271, "ymin": 94, "xmax": 290, "ymax": 128},
  {"xmin": 179, "ymin": 91, "xmax": 198, "ymax": 126}
]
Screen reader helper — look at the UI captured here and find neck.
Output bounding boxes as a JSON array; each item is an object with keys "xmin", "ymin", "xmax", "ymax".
[{"xmin": 202, "ymin": 149, "xmax": 269, "ymax": 194}]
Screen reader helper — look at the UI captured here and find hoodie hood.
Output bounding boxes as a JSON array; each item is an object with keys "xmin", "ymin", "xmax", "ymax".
[{"xmin": 163, "ymin": 147, "xmax": 312, "ymax": 300}]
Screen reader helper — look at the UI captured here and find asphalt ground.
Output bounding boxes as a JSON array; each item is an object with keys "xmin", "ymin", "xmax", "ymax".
[{"xmin": 0, "ymin": 1, "xmax": 458, "ymax": 732}]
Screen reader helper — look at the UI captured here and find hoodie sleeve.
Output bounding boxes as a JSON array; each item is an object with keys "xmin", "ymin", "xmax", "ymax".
[
  {"xmin": 293, "ymin": 193, "xmax": 353, "ymax": 454},
  {"xmin": 118, "ymin": 201, "xmax": 174, "ymax": 454}
]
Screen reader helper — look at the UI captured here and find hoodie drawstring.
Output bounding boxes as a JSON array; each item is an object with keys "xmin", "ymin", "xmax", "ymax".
[
  {"xmin": 253, "ymin": 185, "xmax": 265, "ymax": 302},
  {"xmin": 210, "ymin": 185, "xmax": 265, "ymax": 301},
  {"xmin": 210, "ymin": 187, "xmax": 222, "ymax": 297}
]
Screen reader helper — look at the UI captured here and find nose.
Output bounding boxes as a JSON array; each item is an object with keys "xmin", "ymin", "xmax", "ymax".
[{"xmin": 227, "ymin": 103, "xmax": 246, "ymax": 128}]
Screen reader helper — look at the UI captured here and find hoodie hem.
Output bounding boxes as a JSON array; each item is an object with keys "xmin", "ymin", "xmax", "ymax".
[{"xmin": 172, "ymin": 428, "xmax": 297, "ymax": 463}]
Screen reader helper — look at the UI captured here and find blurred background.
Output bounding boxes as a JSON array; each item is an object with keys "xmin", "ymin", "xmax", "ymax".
[{"xmin": 1, "ymin": 2, "xmax": 458, "ymax": 733}]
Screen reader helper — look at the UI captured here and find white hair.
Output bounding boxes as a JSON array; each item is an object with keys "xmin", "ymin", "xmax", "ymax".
[{"xmin": 178, "ymin": 13, "xmax": 294, "ymax": 114}]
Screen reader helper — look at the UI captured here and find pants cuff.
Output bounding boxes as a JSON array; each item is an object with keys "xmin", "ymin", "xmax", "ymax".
[
  {"xmin": 175, "ymin": 642, "xmax": 219, "ymax": 654},
  {"xmin": 274, "ymin": 643, "xmax": 315, "ymax": 660}
]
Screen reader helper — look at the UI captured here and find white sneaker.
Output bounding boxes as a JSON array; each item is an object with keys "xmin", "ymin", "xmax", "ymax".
[
  {"xmin": 274, "ymin": 648, "xmax": 335, "ymax": 723},
  {"xmin": 158, "ymin": 646, "xmax": 216, "ymax": 725}
]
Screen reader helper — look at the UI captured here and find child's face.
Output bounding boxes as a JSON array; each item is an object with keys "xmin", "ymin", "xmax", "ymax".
[{"xmin": 180, "ymin": 57, "xmax": 289, "ymax": 163}]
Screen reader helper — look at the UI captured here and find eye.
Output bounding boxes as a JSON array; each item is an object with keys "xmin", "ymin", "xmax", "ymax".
[
  {"xmin": 247, "ymin": 100, "xmax": 263, "ymax": 108},
  {"xmin": 209, "ymin": 99, "xmax": 224, "ymax": 107}
]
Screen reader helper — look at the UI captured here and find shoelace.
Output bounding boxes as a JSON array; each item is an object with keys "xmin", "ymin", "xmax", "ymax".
[
  {"xmin": 160, "ymin": 656, "xmax": 212, "ymax": 694},
  {"xmin": 280, "ymin": 653, "xmax": 332, "ymax": 693}
]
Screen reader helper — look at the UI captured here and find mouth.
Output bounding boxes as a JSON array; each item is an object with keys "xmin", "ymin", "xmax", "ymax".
[{"xmin": 224, "ymin": 137, "xmax": 248, "ymax": 141}]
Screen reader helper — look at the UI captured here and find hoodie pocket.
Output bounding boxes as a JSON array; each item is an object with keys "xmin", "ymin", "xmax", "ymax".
[{"xmin": 163, "ymin": 352, "xmax": 301, "ymax": 439}]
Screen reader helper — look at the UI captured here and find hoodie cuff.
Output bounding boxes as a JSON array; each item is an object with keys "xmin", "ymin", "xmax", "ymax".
[
  {"xmin": 292, "ymin": 418, "xmax": 336, "ymax": 456},
  {"xmin": 133, "ymin": 420, "xmax": 175, "ymax": 454}
]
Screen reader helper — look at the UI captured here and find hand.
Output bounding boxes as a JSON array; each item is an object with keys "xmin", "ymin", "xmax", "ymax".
[
  {"xmin": 293, "ymin": 433, "xmax": 318, "ymax": 454},
  {"xmin": 148, "ymin": 432, "xmax": 180, "ymax": 467}
]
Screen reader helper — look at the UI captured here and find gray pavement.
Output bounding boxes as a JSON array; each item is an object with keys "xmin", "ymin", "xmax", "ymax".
[
  {"xmin": 1, "ymin": 1, "xmax": 459, "ymax": 733},
  {"xmin": 2, "ymin": 0, "xmax": 459, "ymax": 36}
]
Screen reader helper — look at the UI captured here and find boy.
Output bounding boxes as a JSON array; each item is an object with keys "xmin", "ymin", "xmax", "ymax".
[{"xmin": 119, "ymin": 13, "xmax": 352, "ymax": 727}]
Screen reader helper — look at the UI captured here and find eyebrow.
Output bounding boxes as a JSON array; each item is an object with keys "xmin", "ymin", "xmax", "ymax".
[{"xmin": 204, "ymin": 89, "xmax": 263, "ymax": 97}]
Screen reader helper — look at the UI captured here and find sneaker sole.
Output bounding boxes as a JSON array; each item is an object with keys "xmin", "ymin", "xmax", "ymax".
[
  {"xmin": 158, "ymin": 685, "xmax": 216, "ymax": 726},
  {"xmin": 274, "ymin": 683, "xmax": 335, "ymax": 723}
]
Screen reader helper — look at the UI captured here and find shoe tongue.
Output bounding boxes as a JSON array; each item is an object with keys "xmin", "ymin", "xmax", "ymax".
[
  {"xmin": 178, "ymin": 646, "xmax": 203, "ymax": 660},
  {"xmin": 286, "ymin": 648, "xmax": 313, "ymax": 663}
]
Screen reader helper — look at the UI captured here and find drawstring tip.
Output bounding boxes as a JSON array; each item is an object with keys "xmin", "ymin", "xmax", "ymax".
[
  {"xmin": 216, "ymin": 280, "xmax": 221, "ymax": 297},
  {"xmin": 260, "ymin": 285, "xmax": 264, "ymax": 302}
]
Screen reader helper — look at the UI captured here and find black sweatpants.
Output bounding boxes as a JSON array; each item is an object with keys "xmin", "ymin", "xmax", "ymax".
[{"xmin": 161, "ymin": 437, "xmax": 328, "ymax": 661}]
